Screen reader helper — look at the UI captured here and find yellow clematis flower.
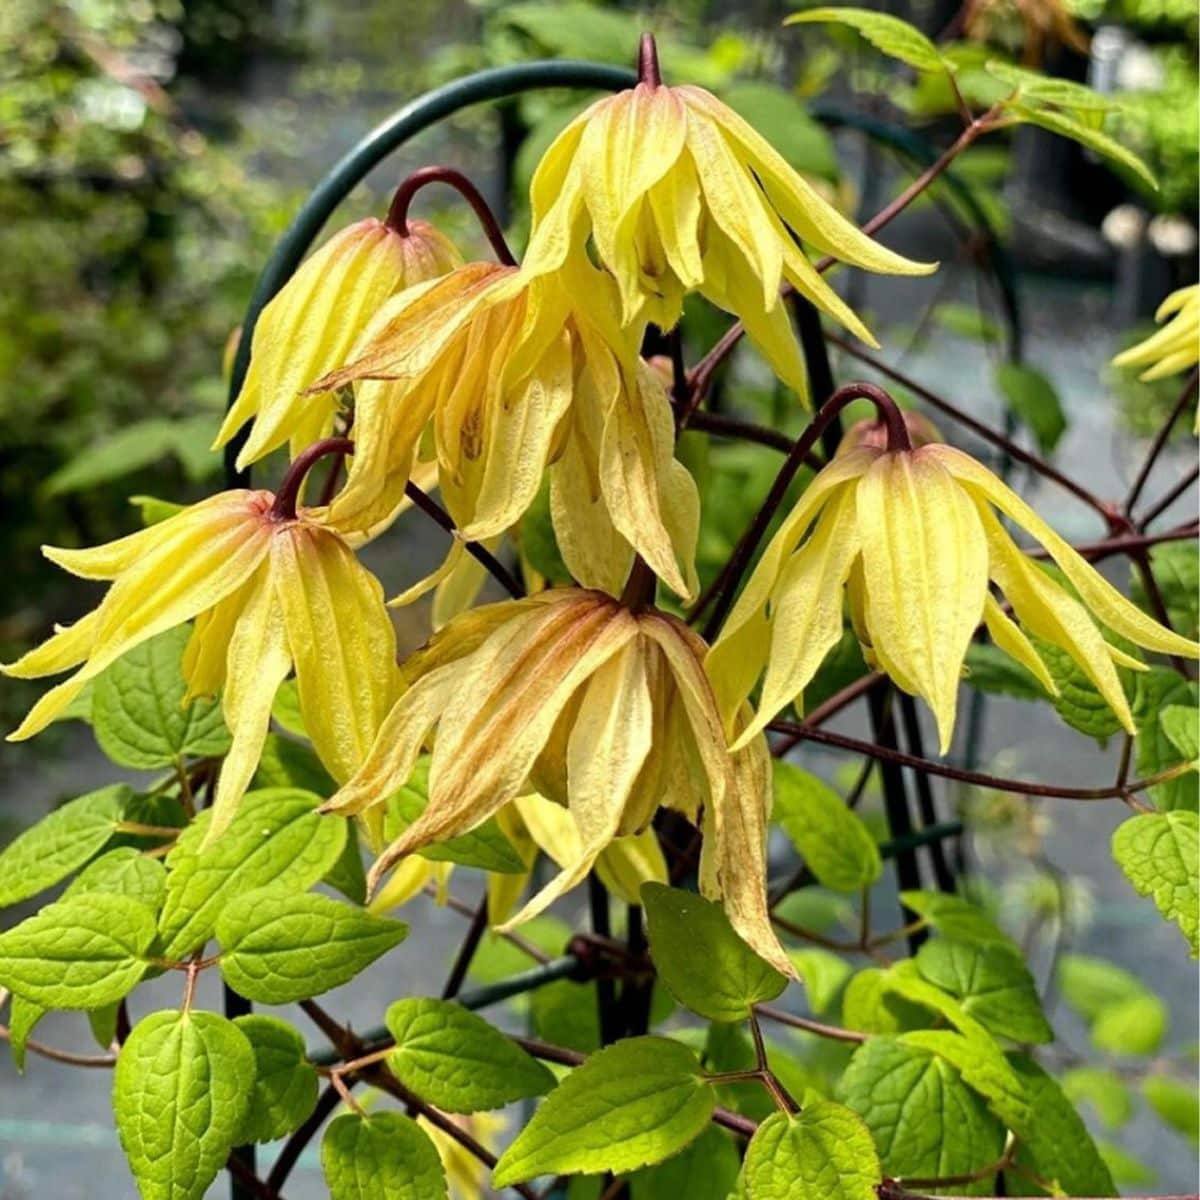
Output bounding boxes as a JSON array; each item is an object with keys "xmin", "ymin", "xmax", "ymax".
[
  {"xmin": 323, "ymin": 588, "xmax": 792, "ymax": 975},
  {"xmin": 1112, "ymin": 284, "xmax": 1200, "ymax": 382},
  {"xmin": 311, "ymin": 256, "xmax": 700, "ymax": 602},
  {"xmin": 3, "ymin": 487, "xmax": 400, "ymax": 840},
  {"xmin": 215, "ymin": 216, "xmax": 461, "ymax": 470},
  {"xmin": 419, "ymin": 1111, "xmax": 506, "ymax": 1200},
  {"xmin": 521, "ymin": 40, "xmax": 935, "ymax": 397},
  {"xmin": 709, "ymin": 443, "xmax": 1200, "ymax": 753}
]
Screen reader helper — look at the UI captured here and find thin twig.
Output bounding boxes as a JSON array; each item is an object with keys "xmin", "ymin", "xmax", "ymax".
[{"xmin": 1124, "ymin": 367, "xmax": 1198, "ymax": 514}]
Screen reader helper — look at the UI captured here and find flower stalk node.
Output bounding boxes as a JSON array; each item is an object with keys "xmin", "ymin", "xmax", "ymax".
[
  {"xmin": 636, "ymin": 32, "xmax": 662, "ymax": 88},
  {"xmin": 385, "ymin": 166, "xmax": 517, "ymax": 266},
  {"xmin": 270, "ymin": 437, "xmax": 355, "ymax": 521}
]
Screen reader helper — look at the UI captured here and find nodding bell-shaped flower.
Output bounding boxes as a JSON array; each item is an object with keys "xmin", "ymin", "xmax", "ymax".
[
  {"xmin": 3, "ymin": 456, "xmax": 401, "ymax": 841},
  {"xmin": 310, "ymin": 256, "xmax": 700, "ymax": 603},
  {"xmin": 709, "ymin": 435, "xmax": 1200, "ymax": 754},
  {"xmin": 214, "ymin": 216, "xmax": 461, "ymax": 470},
  {"xmin": 1112, "ymin": 284, "xmax": 1200, "ymax": 383},
  {"xmin": 322, "ymin": 587, "xmax": 793, "ymax": 976},
  {"xmin": 520, "ymin": 36, "xmax": 935, "ymax": 399}
]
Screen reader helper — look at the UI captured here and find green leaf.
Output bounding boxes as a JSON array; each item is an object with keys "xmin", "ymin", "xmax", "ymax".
[
  {"xmin": 254, "ymin": 732, "xmax": 336, "ymax": 795},
  {"xmin": 985, "ymin": 61, "xmax": 1123, "ymax": 112},
  {"xmin": 322, "ymin": 1111, "xmax": 447, "ymax": 1200},
  {"xmin": 915, "ymin": 939, "xmax": 1052, "ymax": 1043},
  {"xmin": 233, "ymin": 1015, "xmax": 319, "ymax": 1144},
  {"xmin": 1006, "ymin": 1055, "xmax": 1116, "ymax": 1197},
  {"xmin": 1112, "ymin": 809, "xmax": 1198, "ymax": 953},
  {"xmin": 1062, "ymin": 1068, "xmax": 1134, "ymax": 1129},
  {"xmin": 899, "ymin": 891, "xmax": 1015, "ymax": 949},
  {"xmin": 1006, "ymin": 103, "xmax": 1157, "ymax": 191},
  {"xmin": 114, "ymin": 1009, "xmax": 255, "ymax": 1200},
  {"xmin": 43, "ymin": 419, "xmax": 182, "ymax": 497},
  {"xmin": 1132, "ymin": 542, "xmax": 1198, "ymax": 640},
  {"xmin": 629, "ymin": 1125, "xmax": 741, "ymax": 1200},
  {"xmin": 721, "ymin": 82, "xmax": 839, "ymax": 180},
  {"xmin": 772, "ymin": 762, "xmax": 881, "ymax": 892},
  {"xmin": 841, "ymin": 967, "xmax": 933, "ymax": 1035},
  {"xmin": 0, "ymin": 784, "xmax": 128, "ymax": 908},
  {"xmin": 1033, "ymin": 634, "xmax": 1128, "ymax": 742},
  {"xmin": 64, "ymin": 846, "xmax": 168, "ymax": 912},
  {"xmin": 742, "ymin": 1096, "xmax": 879, "ymax": 1200},
  {"xmin": 1092, "ymin": 993, "xmax": 1167, "ymax": 1056},
  {"xmin": 384, "ymin": 997, "xmax": 555, "ymax": 1113},
  {"xmin": 1161, "ymin": 705, "xmax": 1200, "ymax": 762},
  {"xmin": 995, "ymin": 363, "xmax": 1066, "ymax": 454},
  {"xmin": 493, "ymin": 1037, "xmax": 714, "ymax": 1186},
  {"xmin": 324, "ymin": 821, "xmax": 368, "ymax": 905},
  {"xmin": 216, "ymin": 888, "xmax": 408, "ymax": 1004},
  {"xmin": 385, "ymin": 759, "xmax": 524, "ymax": 874},
  {"xmin": 0, "ymin": 893, "xmax": 155, "ymax": 1008},
  {"xmin": 89, "ymin": 1002, "xmax": 119, "ymax": 1050},
  {"xmin": 1142, "ymin": 1075, "xmax": 1199, "ymax": 1145},
  {"xmin": 838, "ymin": 1037, "xmax": 1005, "ymax": 1189},
  {"xmin": 92, "ymin": 626, "xmax": 230, "ymax": 769},
  {"xmin": 1056, "ymin": 954, "xmax": 1145, "ymax": 1021},
  {"xmin": 271, "ymin": 679, "xmax": 308, "ymax": 739},
  {"xmin": 931, "ymin": 301, "xmax": 1004, "ymax": 343},
  {"xmin": 642, "ymin": 884, "xmax": 786, "ymax": 1022},
  {"xmin": 788, "ymin": 947, "xmax": 852, "ymax": 1016},
  {"xmin": 1133, "ymin": 667, "xmax": 1198, "ymax": 811},
  {"xmin": 1097, "ymin": 1140, "xmax": 1156, "ymax": 1186},
  {"xmin": 158, "ymin": 787, "xmax": 347, "ymax": 959},
  {"xmin": 7, "ymin": 993, "xmax": 46, "ymax": 1072},
  {"xmin": 784, "ymin": 7, "xmax": 946, "ymax": 74},
  {"xmin": 964, "ymin": 643, "xmax": 1051, "ymax": 702},
  {"xmin": 129, "ymin": 494, "xmax": 185, "ymax": 526}
]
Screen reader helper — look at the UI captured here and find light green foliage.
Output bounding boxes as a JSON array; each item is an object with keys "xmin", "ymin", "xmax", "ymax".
[
  {"xmin": 1161, "ymin": 705, "xmax": 1199, "ymax": 762},
  {"xmin": 7, "ymin": 993, "xmax": 45, "ymax": 1073},
  {"xmin": 720, "ymin": 82, "xmax": 839, "ymax": 179},
  {"xmin": 628, "ymin": 1125, "xmax": 741, "ymax": 1200},
  {"xmin": 1057, "ymin": 955, "xmax": 1168, "ymax": 1056},
  {"xmin": 1006, "ymin": 1055, "xmax": 1116, "ymax": 1197},
  {"xmin": 158, "ymin": 788, "xmax": 347, "ymax": 959},
  {"xmin": 772, "ymin": 762, "xmax": 881, "ymax": 892},
  {"xmin": 322, "ymin": 1112, "xmax": 447, "ymax": 1200},
  {"xmin": 742, "ymin": 1096, "xmax": 879, "ymax": 1200},
  {"xmin": 1132, "ymin": 544, "xmax": 1198, "ymax": 641},
  {"xmin": 0, "ymin": 784, "xmax": 128, "ymax": 908},
  {"xmin": 1098, "ymin": 1140, "xmax": 1157, "ymax": 1187},
  {"xmin": 1112, "ymin": 810, "xmax": 1198, "ymax": 953},
  {"xmin": 1006, "ymin": 103, "xmax": 1157, "ymax": 190},
  {"xmin": 964, "ymin": 642, "xmax": 1052, "ymax": 702},
  {"xmin": 788, "ymin": 948, "xmax": 852, "ymax": 1016},
  {"xmin": 932, "ymin": 301, "xmax": 1004, "ymax": 344},
  {"xmin": 493, "ymin": 1037, "xmax": 714, "ymax": 1185},
  {"xmin": 0, "ymin": 893, "xmax": 155, "ymax": 1008},
  {"xmin": 113, "ymin": 1010, "xmax": 255, "ymax": 1200},
  {"xmin": 233, "ymin": 1015, "xmax": 319, "ymax": 1144},
  {"xmin": 841, "ymin": 967, "xmax": 934, "ymax": 1035},
  {"xmin": 1133, "ymin": 667, "xmax": 1198, "ymax": 811},
  {"xmin": 915, "ymin": 938, "xmax": 1052, "ymax": 1043},
  {"xmin": 254, "ymin": 732, "xmax": 336, "ymax": 795},
  {"xmin": 1033, "ymin": 634, "xmax": 1131, "ymax": 741},
  {"xmin": 1092, "ymin": 993, "xmax": 1168, "ymax": 1056},
  {"xmin": 784, "ymin": 8, "xmax": 947, "ymax": 74},
  {"xmin": 384, "ymin": 997, "xmax": 555, "ymax": 1113},
  {"xmin": 216, "ymin": 888, "xmax": 408, "ymax": 1004},
  {"xmin": 839, "ymin": 1037, "xmax": 1005, "ymax": 1191},
  {"xmin": 65, "ymin": 847, "xmax": 168, "ymax": 912},
  {"xmin": 985, "ymin": 61, "xmax": 1124, "ymax": 113},
  {"xmin": 995, "ymin": 363, "xmax": 1066, "ymax": 454},
  {"xmin": 1142, "ymin": 1076, "xmax": 1200, "ymax": 1145},
  {"xmin": 92, "ymin": 626, "xmax": 230, "ymax": 769},
  {"xmin": 642, "ymin": 884, "xmax": 786, "ymax": 1022},
  {"xmin": 1062, "ymin": 1068, "xmax": 1134, "ymax": 1129},
  {"xmin": 899, "ymin": 891, "xmax": 1015, "ymax": 948},
  {"xmin": 384, "ymin": 759, "xmax": 524, "ymax": 873}
]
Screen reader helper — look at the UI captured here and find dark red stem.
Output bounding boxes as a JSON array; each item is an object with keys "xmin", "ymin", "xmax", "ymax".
[
  {"xmin": 637, "ymin": 33, "xmax": 662, "ymax": 87},
  {"xmin": 385, "ymin": 165, "xmax": 516, "ymax": 266},
  {"xmin": 270, "ymin": 437, "xmax": 355, "ymax": 520}
]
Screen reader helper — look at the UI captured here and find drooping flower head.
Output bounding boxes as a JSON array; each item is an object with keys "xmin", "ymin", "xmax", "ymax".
[
  {"xmin": 3, "ymin": 464, "xmax": 400, "ymax": 839},
  {"xmin": 215, "ymin": 215, "xmax": 461, "ymax": 469},
  {"xmin": 1112, "ymin": 284, "xmax": 1199, "ymax": 383},
  {"xmin": 322, "ymin": 587, "xmax": 791, "ymax": 975},
  {"xmin": 709, "ymin": 429, "xmax": 1200, "ymax": 752},
  {"xmin": 311, "ymin": 256, "xmax": 700, "ymax": 603},
  {"xmin": 521, "ymin": 36, "xmax": 935, "ymax": 399}
]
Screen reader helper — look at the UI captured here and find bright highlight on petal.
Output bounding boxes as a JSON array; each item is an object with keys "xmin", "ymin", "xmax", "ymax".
[
  {"xmin": 523, "ymin": 79, "xmax": 936, "ymax": 400},
  {"xmin": 711, "ymin": 442, "xmax": 1200, "ymax": 752},
  {"xmin": 323, "ymin": 589, "xmax": 794, "ymax": 976}
]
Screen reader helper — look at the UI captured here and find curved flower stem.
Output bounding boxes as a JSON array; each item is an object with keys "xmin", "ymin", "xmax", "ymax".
[
  {"xmin": 768, "ymin": 718, "xmax": 1192, "ymax": 800},
  {"xmin": 826, "ymin": 334, "xmax": 1114, "ymax": 521},
  {"xmin": 270, "ymin": 436, "xmax": 355, "ymax": 521},
  {"xmin": 699, "ymin": 382, "xmax": 909, "ymax": 641},
  {"xmin": 1124, "ymin": 367, "xmax": 1198, "ymax": 515},
  {"xmin": 403, "ymin": 481, "xmax": 525, "ymax": 599},
  {"xmin": 385, "ymin": 165, "xmax": 517, "ymax": 266}
]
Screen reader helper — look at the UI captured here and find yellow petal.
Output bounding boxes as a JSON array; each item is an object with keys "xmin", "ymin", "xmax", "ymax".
[
  {"xmin": 182, "ymin": 576, "xmax": 256, "ymax": 702},
  {"xmin": 734, "ymin": 486, "xmax": 862, "ymax": 749},
  {"xmin": 981, "ymin": 594, "xmax": 1058, "ymax": 698},
  {"xmin": 647, "ymin": 152, "xmax": 704, "ymax": 291},
  {"xmin": 856, "ymin": 451, "xmax": 989, "ymax": 753},
  {"xmin": 3, "ymin": 610, "xmax": 99, "ymax": 680},
  {"xmin": 272, "ymin": 524, "xmax": 401, "ymax": 784},
  {"xmin": 432, "ymin": 544, "xmax": 491, "ymax": 631},
  {"xmin": 595, "ymin": 828, "xmax": 669, "ymax": 906},
  {"xmin": 368, "ymin": 855, "xmax": 437, "ymax": 915},
  {"xmin": 205, "ymin": 565, "xmax": 291, "ymax": 844},
  {"xmin": 933, "ymin": 445, "xmax": 1200, "ymax": 660}
]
